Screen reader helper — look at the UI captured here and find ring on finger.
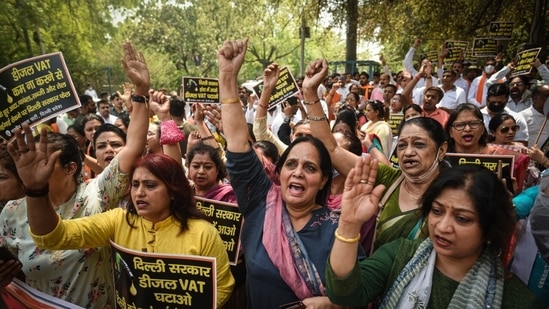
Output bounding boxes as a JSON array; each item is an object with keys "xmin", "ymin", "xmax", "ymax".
[{"xmin": 359, "ymin": 179, "xmax": 368, "ymax": 184}]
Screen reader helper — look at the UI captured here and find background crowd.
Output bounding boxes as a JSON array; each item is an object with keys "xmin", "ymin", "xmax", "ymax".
[{"xmin": 0, "ymin": 37, "xmax": 547, "ymax": 308}]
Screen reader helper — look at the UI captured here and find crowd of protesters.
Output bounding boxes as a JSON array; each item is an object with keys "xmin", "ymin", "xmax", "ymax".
[{"xmin": 0, "ymin": 37, "xmax": 547, "ymax": 309}]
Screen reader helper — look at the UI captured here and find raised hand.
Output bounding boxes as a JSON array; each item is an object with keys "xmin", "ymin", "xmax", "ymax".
[
  {"xmin": 204, "ymin": 104, "xmax": 223, "ymax": 133},
  {"xmin": 7, "ymin": 124, "xmax": 60, "ymax": 190},
  {"xmin": 339, "ymin": 154, "xmax": 385, "ymax": 226},
  {"xmin": 263, "ymin": 63, "xmax": 280, "ymax": 90},
  {"xmin": 121, "ymin": 42, "xmax": 150, "ymax": 94},
  {"xmin": 302, "ymin": 59, "xmax": 329, "ymax": 91},
  {"xmin": 217, "ymin": 38, "xmax": 248, "ymax": 77},
  {"xmin": 149, "ymin": 90, "xmax": 170, "ymax": 121},
  {"xmin": 118, "ymin": 82, "xmax": 132, "ymax": 113},
  {"xmin": 192, "ymin": 103, "xmax": 206, "ymax": 123}
]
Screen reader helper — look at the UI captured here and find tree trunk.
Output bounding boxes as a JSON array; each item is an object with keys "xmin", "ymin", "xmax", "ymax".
[
  {"xmin": 345, "ymin": 0, "xmax": 358, "ymax": 74},
  {"xmin": 528, "ymin": 0, "xmax": 547, "ymax": 47}
]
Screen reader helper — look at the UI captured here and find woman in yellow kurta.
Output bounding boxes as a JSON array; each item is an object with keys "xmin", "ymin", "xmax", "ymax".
[{"xmin": 7, "ymin": 42, "xmax": 234, "ymax": 308}]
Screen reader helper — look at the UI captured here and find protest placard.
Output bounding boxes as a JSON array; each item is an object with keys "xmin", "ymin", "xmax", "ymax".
[
  {"xmin": 444, "ymin": 41, "xmax": 469, "ymax": 65},
  {"xmin": 182, "ymin": 77, "xmax": 219, "ymax": 103},
  {"xmin": 488, "ymin": 22, "xmax": 514, "ymax": 40},
  {"xmin": 0, "ymin": 52, "xmax": 80, "ymax": 141},
  {"xmin": 111, "ymin": 241, "xmax": 216, "ymax": 309},
  {"xmin": 510, "ymin": 48, "xmax": 541, "ymax": 78},
  {"xmin": 419, "ymin": 51, "xmax": 439, "ymax": 63},
  {"xmin": 444, "ymin": 153, "xmax": 514, "ymax": 177},
  {"xmin": 388, "ymin": 114, "xmax": 404, "ymax": 136},
  {"xmin": 0, "ymin": 278, "xmax": 82, "ymax": 308},
  {"xmin": 195, "ymin": 196, "xmax": 243, "ymax": 266},
  {"xmin": 252, "ymin": 66, "xmax": 300, "ymax": 110},
  {"xmin": 472, "ymin": 38, "xmax": 498, "ymax": 57}
]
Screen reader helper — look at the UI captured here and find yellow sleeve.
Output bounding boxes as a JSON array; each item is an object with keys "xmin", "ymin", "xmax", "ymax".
[{"xmin": 30, "ymin": 209, "xmax": 121, "ymax": 250}]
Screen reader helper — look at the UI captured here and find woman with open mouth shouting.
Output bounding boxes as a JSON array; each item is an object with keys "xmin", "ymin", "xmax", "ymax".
[
  {"xmin": 303, "ymin": 58, "xmax": 449, "ymax": 255},
  {"xmin": 445, "ymin": 103, "xmax": 530, "ymax": 194}
]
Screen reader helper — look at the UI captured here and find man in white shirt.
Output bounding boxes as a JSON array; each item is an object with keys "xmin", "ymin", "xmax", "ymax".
[
  {"xmin": 403, "ymin": 39, "xmax": 438, "ymax": 89},
  {"xmin": 84, "ymin": 83, "xmax": 98, "ymax": 100},
  {"xmin": 452, "ymin": 61, "xmax": 470, "ymax": 95},
  {"xmin": 437, "ymin": 70, "xmax": 467, "ymax": 111},
  {"xmin": 468, "ymin": 58, "xmax": 499, "ymax": 107},
  {"xmin": 97, "ymin": 100, "xmax": 118, "ymax": 125},
  {"xmin": 520, "ymin": 84, "xmax": 549, "ymax": 147}
]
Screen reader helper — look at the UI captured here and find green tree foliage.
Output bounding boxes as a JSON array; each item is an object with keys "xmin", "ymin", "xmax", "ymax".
[
  {"xmin": 0, "ymin": 0, "xmax": 140, "ymax": 94},
  {"xmin": 360, "ymin": 0, "xmax": 548, "ymax": 69}
]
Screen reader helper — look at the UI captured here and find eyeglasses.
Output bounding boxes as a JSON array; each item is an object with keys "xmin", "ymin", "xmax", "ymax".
[
  {"xmin": 499, "ymin": 125, "xmax": 519, "ymax": 134},
  {"xmin": 509, "ymin": 82, "xmax": 524, "ymax": 87},
  {"xmin": 451, "ymin": 120, "xmax": 483, "ymax": 131}
]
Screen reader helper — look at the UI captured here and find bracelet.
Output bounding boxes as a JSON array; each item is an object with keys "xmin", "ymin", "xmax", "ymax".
[
  {"xmin": 201, "ymin": 135, "xmax": 215, "ymax": 141},
  {"xmin": 303, "ymin": 98, "xmax": 320, "ymax": 105},
  {"xmin": 131, "ymin": 95, "xmax": 149, "ymax": 104},
  {"xmin": 220, "ymin": 97, "xmax": 240, "ymax": 105},
  {"xmin": 24, "ymin": 184, "xmax": 49, "ymax": 198},
  {"xmin": 367, "ymin": 144, "xmax": 376, "ymax": 153},
  {"xmin": 258, "ymin": 104, "xmax": 269, "ymax": 109},
  {"xmin": 307, "ymin": 115, "xmax": 327, "ymax": 121},
  {"xmin": 334, "ymin": 228, "xmax": 360, "ymax": 243}
]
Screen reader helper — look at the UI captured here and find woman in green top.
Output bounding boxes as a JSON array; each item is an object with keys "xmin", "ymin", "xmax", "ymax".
[
  {"xmin": 327, "ymin": 156, "xmax": 541, "ymax": 308},
  {"xmin": 302, "ymin": 59, "xmax": 448, "ymax": 251}
]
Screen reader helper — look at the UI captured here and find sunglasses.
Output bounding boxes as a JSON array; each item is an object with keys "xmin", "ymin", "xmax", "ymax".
[{"xmin": 499, "ymin": 125, "xmax": 519, "ymax": 134}]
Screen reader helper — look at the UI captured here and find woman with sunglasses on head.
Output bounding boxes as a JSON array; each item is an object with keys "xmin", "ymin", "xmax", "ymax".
[{"xmin": 446, "ymin": 103, "xmax": 530, "ymax": 193}]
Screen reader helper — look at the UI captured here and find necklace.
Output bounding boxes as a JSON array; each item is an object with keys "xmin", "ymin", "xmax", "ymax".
[{"xmin": 403, "ymin": 181, "xmax": 422, "ymax": 200}]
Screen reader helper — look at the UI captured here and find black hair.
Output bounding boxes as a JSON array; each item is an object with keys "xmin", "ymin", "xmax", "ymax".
[
  {"xmin": 333, "ymin": 109, "xmax": 358, "ymax": 135},
  {"xmin": 487, "ymin": 83, "xmax": 509, "ymax": 97},
  {"xmin": 93, "ymin": 123, "xmax": 127, "ymax": 146},
  {"xmin": 253, "ymin": 140, "xmax": 280, "ymax": 164},
  {"xmin": 38, "ymin": 132, "xmax": 83, "ymax": 184},
  {"xmin": 82, "ymin": 113, "xmax": 104, "ymax": 129},
  {"xmin": 398, "ymin": 117, "xmax": 447, "ymax": 149},
  {"xmin": 488, "ymin": 113, "xmax": 515, "ymax": 133},
  {"xmin": 67, "ymin": 124, "xmax": 85, "ymax": 137},
  {"xmin": 420, "ymin": 164, "xmax": 515, "ymax": 256},
  {"xmin": 117, "ymin": 114, "xmax": 131, "ymax": 130},
  {"xmin": 424, "ymin": 86, "xmax": 444, "ymax": 103},
  {"xmin": 187, "ymin": 143, "xmax": 227, "ymax": 181},
  {"xmin": 366, "ymin": 100, "xmax": 386, "ymax": 119},
  {"xmin": 169, "ymin": 96, "xmax": 186, "ymax": 118},
  {"xmin": 445, "ymin": 103, "xmax": 487, "ymax": 152}
]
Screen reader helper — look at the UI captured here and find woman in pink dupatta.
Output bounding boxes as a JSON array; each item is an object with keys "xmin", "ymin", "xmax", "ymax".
[{"xmin": 218, "ymin": 39, "xmax": 359, "ymax": 308}]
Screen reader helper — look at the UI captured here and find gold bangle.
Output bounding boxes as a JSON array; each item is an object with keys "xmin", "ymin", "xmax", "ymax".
[
  {"xmin": 307, "ymin": 115, "xmax": 327, "ymax": 121},
  {"xmin": 334, "ymin": 228, "xmax": 360, "ymax": 243},
  {"xmin": 220, "ymin": 97, "xmax": 240, "ymax": 105}
]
